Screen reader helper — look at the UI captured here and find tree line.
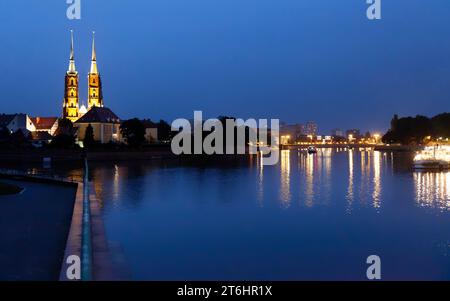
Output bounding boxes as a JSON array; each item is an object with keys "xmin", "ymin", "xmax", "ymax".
[{"xmin": 382, "ymin": 113, "xmax": 450, "ymax": 145}]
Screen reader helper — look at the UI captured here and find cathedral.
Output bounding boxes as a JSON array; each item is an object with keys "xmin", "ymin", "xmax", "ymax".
[
  {"xmin": 62, "ymin": 31, "xmax": 104, "ymax": 122},
  {"xmin": 63, "ymin": 31, "xmax": 121, "ymax": 144}
]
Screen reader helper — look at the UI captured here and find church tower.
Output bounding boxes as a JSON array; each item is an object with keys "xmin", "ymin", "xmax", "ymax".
[
  {"xmin": 88, "ymin": 32, "xmax": 104, "ymax": 109},
  {"xmin": 63, "ymin": 30, "xmax": 79, "ymax": 122}
]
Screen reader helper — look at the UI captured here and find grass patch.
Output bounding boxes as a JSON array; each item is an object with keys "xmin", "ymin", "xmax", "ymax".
[{"xmin": 0, "ymin": 182, "xmax": 23, "ymax": 195}]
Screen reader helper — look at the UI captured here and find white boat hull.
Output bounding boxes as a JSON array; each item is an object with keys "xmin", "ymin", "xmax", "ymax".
[{"xmin": 413, "ymin": 160, "xmax": 450, "ymax": 169}]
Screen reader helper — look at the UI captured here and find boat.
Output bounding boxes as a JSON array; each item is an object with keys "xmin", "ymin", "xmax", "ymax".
[
  {"xmin": 413, "ymin": 145, "xmax": 450, "ymax": 170},
  {"xmin": 307, "ymin": 146, "xmax": 317, "ymax": 154}
]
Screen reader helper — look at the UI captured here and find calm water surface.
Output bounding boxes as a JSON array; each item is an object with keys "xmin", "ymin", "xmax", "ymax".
[{"xmin": 16, "ymin": 148, "xmax": 450, "ymax": 280}]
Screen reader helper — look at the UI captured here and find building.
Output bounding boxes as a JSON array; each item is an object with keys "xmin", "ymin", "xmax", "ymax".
[
  {"xmin": 280, "ymin": 123, "xmax": 304, "ymax": 141},
  {"xmin": 0, "ymin": 114, "xmax": 35, "ymax": 134},
  {"xmin": 346, "ymin": 129, "xmax": 361, "ymax": 140},
  {"xmin": 61, "ymin": 31, "xmax": 121, "ymax": 145},
  {"xmin": 331, "ymin": 129, "xmax": 344, "ymax": 138},
  {"xmin": 141, "ymin": 119, "xmax": 159, "ymax": 143},
  {"xmin": 29, "ymin": 131, "xmax": 53, "ymax": 148},
  {"xmin": 62, "ymin": 30, "xmax": 79, "ymax": 122},
  {"xmin": 280, "ymin": 135, "xmax": 291, "ymax": 145},
  {"xmin": 75, "ymin": 107, "xmax": 121, "ymax": 144},
  {"xmin": 30, "ymin": 117, "xmax": 59, "ymax": 135},
  {"xmin": 79, "ymin": 104, "xmax": 88, "ymax": 118},
  {"xmin": 304, "ymin": 121, "xmax": 318, "ymax": 136},
  {"xmin": 62, "ymin": 31, "xmax": 106, "ymax": 123},
  {"xmin": 87, "ymin": 33, "xmax": 103, "ymax": 109}
]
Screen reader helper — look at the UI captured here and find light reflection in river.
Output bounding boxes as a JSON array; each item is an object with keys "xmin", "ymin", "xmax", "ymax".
[
  {"xmin": 346, "ymin": 149, "xmax": 354, "ymax": 210},
  {"xmin": 414, "ymin": 171, "xmax": 450, "ymax": 211},
  {"xmin": 4, "ymin": 148, "xmax": 450, "ymax": 280},
  {"xmin": 305, "ymin": 151, "xmax": 315, "ymax": 207},
  {"xmin": 280, "ymin": 150, "xmax": 291, "ymax": 207},
  {"xmin": 372, "ymin": 151, "xmax": 382, "ymax": 209}
]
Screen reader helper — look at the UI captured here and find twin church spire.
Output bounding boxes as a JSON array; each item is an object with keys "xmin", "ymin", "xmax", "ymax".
[{"xmin": 63, "ymin": 31, "xmax": 103, "ymax": 122}]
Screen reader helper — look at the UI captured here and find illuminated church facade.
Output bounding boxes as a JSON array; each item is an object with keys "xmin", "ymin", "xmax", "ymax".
[{"xmin": 63, "ymin": 31, "xmax": 121, "ymax": 143}]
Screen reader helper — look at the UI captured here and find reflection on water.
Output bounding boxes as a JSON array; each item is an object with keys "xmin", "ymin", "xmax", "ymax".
[
  {"xmin": 3, "ymin": 148, "xmax": 449, "ymax": 214},
  {"xmin": 347, "ymin": 149, "xmax": 354, "ymax": 211},
  {"xmin": 372, "ymin": 151, "xmax": 382, "ymax": 209},
  {"xmin": 305, "ymin": 151, "xmax": 315, "ymax": 207},
  {"xmin": 414, "ymin": 171, "xmax": 450, "ymax": 211},
  {"xmin": 4, "ymin": 148, "xmax": 450, "ymax": 280},
  {"xmin": 257, "ymin": 152, "xmax": 264, "ymax": 206},
  {"xmin": 279, "ymin": 150, "xmax": 291, "ymax": 207}
]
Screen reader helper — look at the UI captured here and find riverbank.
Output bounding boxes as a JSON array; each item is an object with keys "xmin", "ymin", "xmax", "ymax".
[
  {"xmin": 284, "ymin": 144, "xmax": 422, "ymax": 152},
  {"xmin": 0, "ymin": 170, "xmax": 123, "ymax": 281},
  {"xmin": 0, "ymin": 182, "xmax": 23, "ymax": 195},
  {"xmin": 0, "ymin": 144, "xmax": 423, "ymax": 164},
  {"xmin": 0, "ymin": 146, "xmax": 176, "ymax": 163}
]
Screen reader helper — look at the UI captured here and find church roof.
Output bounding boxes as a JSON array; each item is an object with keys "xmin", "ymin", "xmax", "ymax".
[
  {"xmin": 30, "ymin": 117, "xmax": 58, "ymax": 130},
  {"xmin": 75, "ymin": 107, "xmax": 120, "ymax": 124}
]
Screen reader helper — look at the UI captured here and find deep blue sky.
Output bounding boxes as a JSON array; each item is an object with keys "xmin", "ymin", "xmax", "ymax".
[{"xmin": 0, "ymin": 0, "xmax": 449, "ymax": 133}]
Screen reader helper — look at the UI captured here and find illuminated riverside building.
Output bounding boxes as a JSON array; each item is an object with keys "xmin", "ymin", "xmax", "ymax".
[
  {"xmin": 304, "ymin": 122, "xmax": 318, "ymax": 136},
  {"xmin": 59, "ymin": 31, "xmax": 121, "ymax": 143},
  {"xmin": 75, "ymin": 107, "xmax": 121, "ymax": 144}
]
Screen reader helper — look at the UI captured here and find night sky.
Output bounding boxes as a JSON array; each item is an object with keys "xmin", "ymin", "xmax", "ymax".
[{"xmin": 0, "ymin": 0, "xmax": 449, "ymax": 133}]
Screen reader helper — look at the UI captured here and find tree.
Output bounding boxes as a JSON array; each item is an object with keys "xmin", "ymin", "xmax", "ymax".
[
  {"xmin": 382, "ymin": 113, "xmax": 450, "ymax": 145},
  {"xmin": 49, "ymin": 134, "xmax": 76, "ymax": 149},
  {"xmin": 83, "ymin": 124, "xmax": 95, "ymax": 149},
  {"xmin": 54, "ymin": 118, "xmax": 75, "ymax": 137},
  {"xmin": 11, "ymin": 129, "xmax": 29, "ymax": 148},
  {"xmin": 50, "ymin": 118, "xmax": 76, "ymax": 149},
  {"xmin": 120, "ymin": 118, "xmax": 145, "ymax": 148},
  {"xmin": 431, "ymin": 113, "xmax": 450, "ymax": 138},
  {"xmin": 0, "ymin": 127, "xmax": 11, "ymax": 144},
  {"xmin": 157, "ymin": 120, "xmax": 172, "ymax": 142}
]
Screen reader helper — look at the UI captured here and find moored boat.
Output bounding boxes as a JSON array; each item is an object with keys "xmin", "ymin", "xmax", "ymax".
[
  {"xmin": 413, "ymin": 145, "xmax": 450, "ymax": 170},
  {"xmin": 307, "ymin": 146, "xmax": 317, "ymax": 154}
]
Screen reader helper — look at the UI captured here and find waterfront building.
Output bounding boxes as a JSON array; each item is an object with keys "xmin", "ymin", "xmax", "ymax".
[
  {"xmin": 75, "ymin": 106, "xmax": 121, "ymax": 144},
  {"xmin": 141, "ymin": 119, "xmax": 159, "ymax": 143},
  {"xmin": 331, "ymin": 129, "xmax": 344, "ymax": 138},
  {"xmin": 280, "ymin": 135, "xmax": 291, "ymax": 145},
  {"xmin": 346, "ymin": 129, "xmax": 361, "ymax": 140},
  {"xmin": 304, "ymin": 121, "xmax": 318, "ymax": 136},
  {"xmin": 30, "ymin": 117, "xmax": 59, "ymax": 135},
  {"xmin": 0, "ymin": 114, "xmax": 36, "ymax": 134},
  {"xmin": 280, "ymin": 123, "xmax": 303, "ymax": 141}
]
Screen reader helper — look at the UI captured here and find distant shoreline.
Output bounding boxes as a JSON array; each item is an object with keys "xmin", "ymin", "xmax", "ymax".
[
  {"xmin": 284, "ymin": 144, "xmax": 421, "ymax": 152},
  {"xmin": 0, "ymin": 144, "xmax": 423, "ymax": 163}
]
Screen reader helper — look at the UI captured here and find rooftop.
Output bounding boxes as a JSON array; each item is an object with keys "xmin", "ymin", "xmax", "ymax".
[
  {"xmin": 75, "ymin": 107, "xmax": 120, "ymax": 124},
  {"xmin": 30, "ymin": 117, "xmax": 58, "ymax": 130}
]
